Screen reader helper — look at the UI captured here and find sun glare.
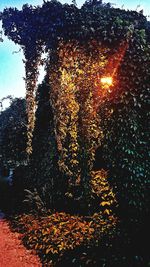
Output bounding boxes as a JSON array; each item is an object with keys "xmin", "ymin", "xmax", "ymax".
[{"xmin": 100, "ymin": 76, "xmax": 113, "ymax": 87}]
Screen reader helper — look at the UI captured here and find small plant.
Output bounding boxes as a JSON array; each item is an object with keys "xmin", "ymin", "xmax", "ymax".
[{"xmin": 23, "ymin": 188, "xmax": 46, "ymax": 215}]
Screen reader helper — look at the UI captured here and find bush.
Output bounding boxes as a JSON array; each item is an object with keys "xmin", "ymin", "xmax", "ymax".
[{"xmin": 10, "ymin": 211, "xmax": 117, "ymax": 266}]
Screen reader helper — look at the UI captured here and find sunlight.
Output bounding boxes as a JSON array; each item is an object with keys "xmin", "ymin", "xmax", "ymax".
[{"xmin": 100, "ymin": 76, "xmax": 113, "ymax": 87}]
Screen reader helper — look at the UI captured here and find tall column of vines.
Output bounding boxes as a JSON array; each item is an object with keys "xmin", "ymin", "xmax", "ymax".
[
  {"xmin": 49, "ymin": 43, "xmax": 80, "ymax": 187},
  {"xmin": 76, "ymin": 41, "xmax": 109, "ymax": 198},
  {"xmin": 24, "ymin": 45, "xmax": 43, "ymax": 156},
  {"xmin": 49, "ymin": 40, "xmax": 110, "ymax": 198}
]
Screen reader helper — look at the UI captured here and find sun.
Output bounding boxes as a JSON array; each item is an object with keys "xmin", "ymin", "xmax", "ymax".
[{"xmin": 100, "ymin": 76, "xmax": 113, "ymax": 87}]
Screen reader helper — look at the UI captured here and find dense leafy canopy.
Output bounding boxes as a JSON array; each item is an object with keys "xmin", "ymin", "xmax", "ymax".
[
  {"xmin": 0, "ymin": 0, "xmax": 149, "ymax": 218},
  {"xmin": 0, "ymin": 1, "xmax": 149, "ymax": 266},
  {"xmin": 0, "ymin": 98, "xmax": 27, "ymax": 166},
  {"xmin": 1, "ymin": 0, "xmax": 149, "ymax": 151}
]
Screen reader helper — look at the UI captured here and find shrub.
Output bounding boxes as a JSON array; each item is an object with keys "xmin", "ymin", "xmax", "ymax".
[{"xmin": 10, "ymin": 211, "xmax": 117, "ymax": 265}]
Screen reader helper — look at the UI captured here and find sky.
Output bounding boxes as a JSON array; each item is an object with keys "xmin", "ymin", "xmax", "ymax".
[{"xmin": 0, "ymin": 0, "xmax": 150, "ymax": 106}]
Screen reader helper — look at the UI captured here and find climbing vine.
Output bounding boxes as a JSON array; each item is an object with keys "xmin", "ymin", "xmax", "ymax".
[
  {"xmin": 0, "ymin": 0, "xmax": 149, "ymax": 213},
  {"xmin": 49, "ymin": 41, "xmax": 110, "ymax": 189},
  {"xmin": 25, "ymin": 50, "xmax": 42, "ymax": 155},
  {"xmin": 1, "ymin": 1, "xmax": 148, "ymax": 157}
]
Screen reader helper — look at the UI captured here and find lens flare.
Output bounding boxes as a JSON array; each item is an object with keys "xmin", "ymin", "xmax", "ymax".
[{"xmin": 100, "ymin": 76, "xmax": 113, "ymax": 87}]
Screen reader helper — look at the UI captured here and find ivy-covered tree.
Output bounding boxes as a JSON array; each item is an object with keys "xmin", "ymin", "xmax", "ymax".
[
  {"xmin": 0, "ymin": 0, "xmax": 149, "ymax": 217},
  {"xmin": 28, "ymin": 79, "xmax": 66, "ymax": 209}
]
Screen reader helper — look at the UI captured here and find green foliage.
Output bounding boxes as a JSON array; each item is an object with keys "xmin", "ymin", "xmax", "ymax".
[
  {"xmin": 98, "ymin": 35, "xmax": 150, "ymax": 222},
  {"xmin": 0, "ymin": 97, "xmax": 27, "ymax": 166},
  {"xmin": 28, "ymin": 80, "xmax": 65, "ymax": 208},
  {"xmin": 0, "ymin": 0, "xmax": 149, "ymax": 219},
  {"xmin": 0, "ymin": 2, "xmax": 149, "ymax": 266},
  {"xmin": 1, "ymin": 0, "xmax": 148, "ymax": 49},
  {"xmin": 10, "ymin": 165, "xmax": 28, "ymax": 212},
  {"xmin": 10, "ymin": 211, "xmax": 116, "ymax": 265},
  {"xmin": 1, "ymin": 0, "xmax": 149, "ymax": 157},
  {"xmin": 23, "ymin": 188, "xmax": 46, "ymax": 215}
]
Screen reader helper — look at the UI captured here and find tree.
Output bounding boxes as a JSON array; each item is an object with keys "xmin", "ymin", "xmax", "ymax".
[
  {"xmin": 0, "ymin": 0, "xmax": 149, "ymax": 216},
  {"xmin": 0, "ymin": 97, "xmax": 27, "ymax": 167}
]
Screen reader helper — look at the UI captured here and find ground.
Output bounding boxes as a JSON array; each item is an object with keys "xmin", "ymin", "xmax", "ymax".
[{"xmin": 0, "ymin": 211, "xmax": 41, "ymax": 267}]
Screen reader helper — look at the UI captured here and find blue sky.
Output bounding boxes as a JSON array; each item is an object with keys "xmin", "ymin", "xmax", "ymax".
[{"xmin": 0, "ymin": 0, "xmax": 150, "ymax": 103}]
